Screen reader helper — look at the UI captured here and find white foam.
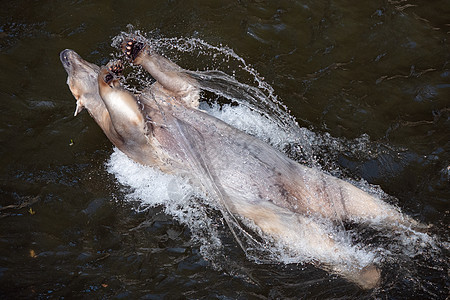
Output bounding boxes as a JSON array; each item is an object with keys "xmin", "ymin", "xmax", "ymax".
[
  {"xmin": 106, "ymin": 149, "xmax": 225, "ymax": 258},
  {"xmin": 106, "ymin": 149, "xmax": 189, "ymax": 208},
  {"xmin": 106, "ymin": 31, "xmax": 439, "ymax": 282},
  {"xmin": 200, "ymin": 101, "xmax": 296, "ymax": 149},
  {"xmin": 105, "ymin": 103, "xmax": 379, "ymax": 271}
]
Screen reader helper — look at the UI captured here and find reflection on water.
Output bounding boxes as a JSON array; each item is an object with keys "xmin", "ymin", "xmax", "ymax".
[{"xmin": 0, "ymin": 1, "xmax": 448, "ymax": 299}]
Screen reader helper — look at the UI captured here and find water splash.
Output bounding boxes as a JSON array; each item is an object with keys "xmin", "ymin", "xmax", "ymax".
[
  {"xmin": 106, "ymin": 28, "xmax": 445, "ymax": 294},
  {"xmin": 105, "ymin": 150, "xmax": 226, "ymax": 264},
  {"xmin": 110, "ymin": 26, "xmax": 393, "ymax": 172}
]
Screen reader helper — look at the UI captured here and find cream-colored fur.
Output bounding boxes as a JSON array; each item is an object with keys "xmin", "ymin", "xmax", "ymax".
[{"xmin": 60, "ymin": 42, "xmax": 426, "ymax": 289}]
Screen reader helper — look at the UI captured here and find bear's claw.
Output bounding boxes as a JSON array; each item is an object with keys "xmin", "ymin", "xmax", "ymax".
[
  {"xmin": 108, "ymin": 60, "xmax": 123, "ymax": 76},
  {"xmin": 123, "ymin": 40, "xmax": 145, "ymax": 61}
]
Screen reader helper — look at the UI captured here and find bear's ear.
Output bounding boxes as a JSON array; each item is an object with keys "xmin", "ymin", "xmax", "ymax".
[{"xmin": 74, "ymin": 96, "xmax": 85, "ymax": 116}]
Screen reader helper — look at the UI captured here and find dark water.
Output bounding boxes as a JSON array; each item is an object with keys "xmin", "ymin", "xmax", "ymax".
[{"xmin": 0, "ymin": 0, "xmax": 449, "ymax": 299}]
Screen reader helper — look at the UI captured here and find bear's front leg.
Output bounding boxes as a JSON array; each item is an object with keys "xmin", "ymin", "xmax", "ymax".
[{"xmin": 121, "ymin": 38, "xmax": 200, "ymax": 109}]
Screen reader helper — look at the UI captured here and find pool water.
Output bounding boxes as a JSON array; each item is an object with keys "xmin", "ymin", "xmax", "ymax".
[{"xmin": 0, "ymin": 1, "xmax": 448, "ymax": 299}]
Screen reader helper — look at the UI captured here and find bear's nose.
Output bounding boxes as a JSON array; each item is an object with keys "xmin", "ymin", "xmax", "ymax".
[{"xmin": 60, "ymin": 49, "xmax": 72, "ymax": 67}]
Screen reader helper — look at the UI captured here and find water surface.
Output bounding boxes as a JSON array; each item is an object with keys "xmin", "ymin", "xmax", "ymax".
[{"xmin": 0, "ymin": 1, "xmax": 448, "ymax": 299}]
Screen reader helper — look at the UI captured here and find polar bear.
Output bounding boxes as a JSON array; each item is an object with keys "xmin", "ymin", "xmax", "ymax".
[{"xmin": 60, "ymin": 36, "xmax": 427, "ymax": 289}]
